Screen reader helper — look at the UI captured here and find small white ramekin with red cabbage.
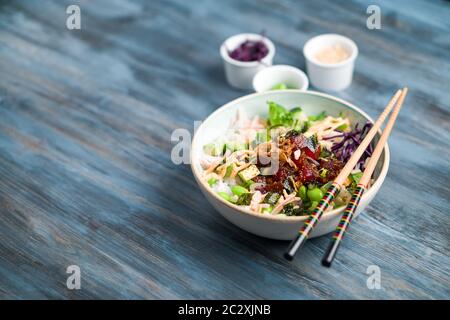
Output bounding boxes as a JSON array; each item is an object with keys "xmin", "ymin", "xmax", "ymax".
[{"xmin": 220, "ymin": 33, "xmax": 275, "ymax": 90}]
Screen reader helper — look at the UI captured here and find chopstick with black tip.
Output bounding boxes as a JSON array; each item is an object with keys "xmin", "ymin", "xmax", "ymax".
[
  {"xmin": 284, "ymin": 89, "xmax": 403, "ymax": 261},
  {"xmin": 321, "ymin": 88, "xmax": 408, "ymax": 267}
]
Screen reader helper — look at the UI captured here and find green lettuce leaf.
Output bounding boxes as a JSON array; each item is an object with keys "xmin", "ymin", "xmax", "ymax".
[{"xmin": 268, "ymin": 101, "xmax": 293, "ymax": 127}]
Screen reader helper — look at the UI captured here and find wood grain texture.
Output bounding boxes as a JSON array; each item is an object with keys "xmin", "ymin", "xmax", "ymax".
[{"xmin": 0, "ymin": 0, "xmax": 449, "ymax": 299}]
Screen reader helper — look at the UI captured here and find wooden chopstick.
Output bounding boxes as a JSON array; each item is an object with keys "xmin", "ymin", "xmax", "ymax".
[
  {"xmin": 358, "ymin": 89, "xmax": 408, "ymax": 187},
  {"xmin": 321, "ymin": 88, "xmax": 408, "ymax": 267},
  {"xmin": 284, "ymin": 89, "xmax": 403, "ymax": 261}
]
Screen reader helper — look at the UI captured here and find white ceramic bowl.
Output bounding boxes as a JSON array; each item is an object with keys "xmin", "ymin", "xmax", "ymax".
[
  {"xmin": 191, "ymin": 90, "xmax": 389, "ymax": 240},
  {"xmin": 220, "ymin": 33, "xmax": 275, "ymax": 90},
  {"xmin": 252, "ymin": 65, "xmax": 309, "ymax": 93},
  {"xmin": 303, "ymin": 34, "xmax": 358, "ymax": 91}
]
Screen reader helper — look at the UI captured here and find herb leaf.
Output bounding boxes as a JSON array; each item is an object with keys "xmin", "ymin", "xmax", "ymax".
[
  {"xmin": 236, "ymin": 193, "xmax": 252, "ymax": 206},
  {"xmin": 351, "ymin": 172, "xmax": 363, "ymax": 185},
  {"xmin": 308, "ymin": 111, "xmax": 327, "ymax": 122},
  {"xmin": 268, "ymin": 101, "xmax": 293, "ymax": 127}
]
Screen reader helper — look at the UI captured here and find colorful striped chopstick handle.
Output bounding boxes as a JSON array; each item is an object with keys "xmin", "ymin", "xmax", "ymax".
[
  {"xmin": 321, "ymin": 184, "xmax": 366, "ymax": 267},
  {"xmin": 284, "ymin": 182, "xmax": 341, "ymax": 260}
]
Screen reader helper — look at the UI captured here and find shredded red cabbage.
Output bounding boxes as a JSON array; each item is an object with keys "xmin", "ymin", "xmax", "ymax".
[
  {"xmin": 229, "ymin": 39, "xmax": 269, "ymax": 62},
  {"xmin": 324, "ymin": 122, "xmax": 373, "ymax": 170}
]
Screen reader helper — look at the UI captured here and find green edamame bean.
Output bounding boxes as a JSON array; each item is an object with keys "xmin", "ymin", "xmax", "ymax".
[
  {"xmin": 208, "ymin": 177, "xmax": 217, "ymax": 186},
  {"xmin": 309, "ymin": 201, "xmax": 319, "ymax": 210},
  {"xmin": 298, "ymin": 185, "xmax": 307, "ymax": 201},
  {"xmin": 217, "ymin": 192, "xmax": 233, "ymax": 203},
  {"xmin": 272, "ymin": 83, "xmax": 288, "ymax": 90},
  {"xmin": 307, "ymin": 188, "xmax": 323, "ymax": 202},
  {"xmin": 262, "ymin": 206, "xmax": 273, "ymax": 213},
  {"xmin": 231, "ymin": 185, "xmax": 248, "ymax": 196}
]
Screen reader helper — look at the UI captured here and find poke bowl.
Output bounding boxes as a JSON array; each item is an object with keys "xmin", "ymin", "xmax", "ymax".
[{"xmin": 191, "ymin": 90, "xmax": 389, "ymax": 240}]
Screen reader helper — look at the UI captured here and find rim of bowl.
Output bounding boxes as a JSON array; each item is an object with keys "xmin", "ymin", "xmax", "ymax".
[
  {"xmin": 220, "ymin": 33, "xmax": 276, "ymax": 68},
  {"xmin": 252, "ymin": 64, "xmax": 309, "ymax": 92},
  {"xmin": 303, "ymin": 33, "xmax": 358, "ymax": 69},
  {"xmin": 190, "ymin": 90, "xmax": 389, "ymax": 222}
]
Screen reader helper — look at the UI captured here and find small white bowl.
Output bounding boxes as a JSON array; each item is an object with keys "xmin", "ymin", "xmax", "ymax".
[
  {"xmin": 252, "ymin": 65, "xmax": 309, "ymax": 93},
  {"xmin": 191, "ymin": 90, "xmax": 389, "ymax": 240},
  {"xmin": 220, "ymin": 33, "xmax": 275, "ymax": 90},
  {"xmin": 303, "ymin": 34, "xmax": 358, "ymax": 91}
]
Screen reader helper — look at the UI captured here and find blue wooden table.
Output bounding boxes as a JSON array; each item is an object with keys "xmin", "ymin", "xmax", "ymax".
[{"xmin": 0, "ymin": 0, "xmax": 449, "ymax": 299}]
